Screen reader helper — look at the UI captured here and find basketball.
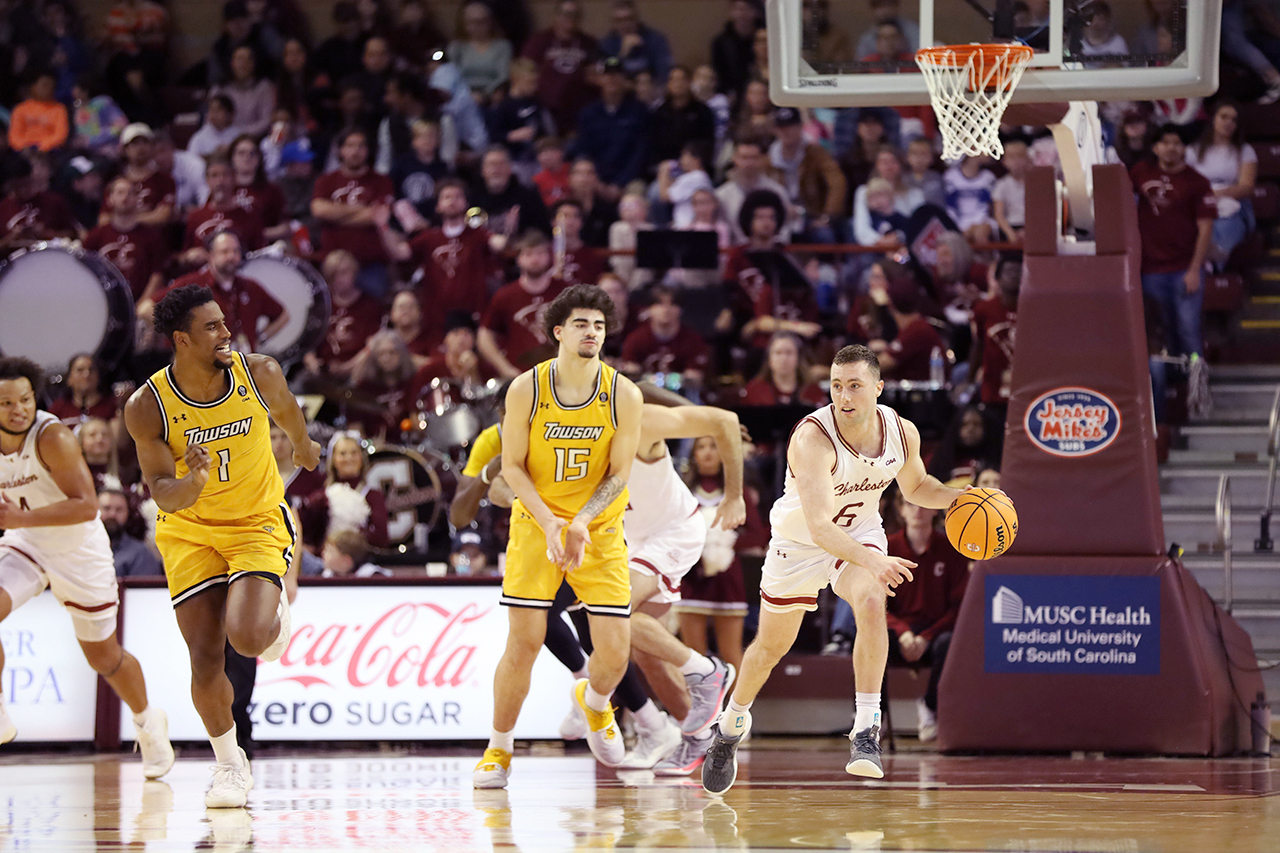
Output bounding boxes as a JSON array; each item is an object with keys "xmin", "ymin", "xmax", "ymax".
[{"xmin": 945, "ymin": 488, "xmax": 1018, "ymax": 560}]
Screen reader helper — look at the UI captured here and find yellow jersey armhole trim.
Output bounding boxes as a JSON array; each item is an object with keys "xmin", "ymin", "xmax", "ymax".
[{"xmin": 237, "ymin": 352, "xmax": 271, "ymax": 412}]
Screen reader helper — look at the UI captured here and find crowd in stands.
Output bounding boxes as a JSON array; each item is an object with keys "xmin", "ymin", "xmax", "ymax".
[{"xmin": 0, "ymin": 0, "xmax": 1260, "ymax": 659}]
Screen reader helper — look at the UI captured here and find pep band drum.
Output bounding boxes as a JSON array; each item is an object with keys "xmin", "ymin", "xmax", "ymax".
[
  {"xmin": 365, "ymin": 443, "xmax": 448, "ymax": 548},
  {"xmin": 240, "ymin": 249, "xmax": 331, "ymax": 366},
  {"xmin": 407, "ymin": 377, "xmax": 505, "ymax": 456},
  {"xmin": 0, "ymin": 241, "xmax": 135, "ymax": 373}
]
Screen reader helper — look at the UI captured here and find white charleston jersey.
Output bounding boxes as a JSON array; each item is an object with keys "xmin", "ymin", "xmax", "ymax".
[
  {"xmin": 770, "ymin": 404, "xmax": 908, "ymax": 546},
  {"xmin": 0, "ymin": 411, "xmax": 99, "ymax": 549},
  {"xmin": 624, "ymin": 450, "xmax": 700, "ymax": 542}
]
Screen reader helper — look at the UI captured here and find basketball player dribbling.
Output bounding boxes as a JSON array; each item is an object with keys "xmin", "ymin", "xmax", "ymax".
[
  {"xmin": 0, "ymin": 357, "xmax": 174, "ymax": 777},
  {"xmin": 702, "ymin": 345, "xmax": 970, "ymax": 794},
  {"xmin": 125, "ymin": 284, "xmax": 322, "ymax": 808},
  {"xmin": 474, "ymin": 284, "xmax": 644, "ymax": 789}
]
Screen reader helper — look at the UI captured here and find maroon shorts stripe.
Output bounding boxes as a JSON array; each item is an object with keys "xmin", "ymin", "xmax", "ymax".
[
  {"xmin": 1, "ymin": 543, "xmax": 44, "ymax": 570},
  {"xmin": 63, "ymin": 599, "xmax": 116, "ymax": 613},
  {"xmin": 760, "ymin": 590, "xmax": 818, "ymax": 607},
  {"xmin": 632, "ymin": 557, "xmax": 661, "ymax": 574}
]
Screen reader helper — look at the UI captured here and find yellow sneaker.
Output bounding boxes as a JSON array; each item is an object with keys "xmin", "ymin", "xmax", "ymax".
[
  {"xmin": 573, "ymin": 678, "xmax": 625, "ymax": 767},
  {"xmin": 473, "ymin": 748, "xmax": 512, "ymax": 789}
]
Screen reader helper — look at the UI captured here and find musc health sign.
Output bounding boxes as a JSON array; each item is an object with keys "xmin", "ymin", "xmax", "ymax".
[{"xmin": 984, "ymin": 575, "xmax": 1161, "ymax": 674}]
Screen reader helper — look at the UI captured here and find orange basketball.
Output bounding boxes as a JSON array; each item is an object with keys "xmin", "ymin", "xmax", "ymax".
[{"xmin": 945, "ymin": 488, "xmax": 1018, "ymax": 560}]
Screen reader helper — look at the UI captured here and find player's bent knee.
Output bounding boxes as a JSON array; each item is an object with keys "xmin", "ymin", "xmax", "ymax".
[
  {"xmin": 80, "ymin": 639, "xmax": 125, "ymax": 676},
  {"xmin": 224, "ymin": 614, "xmax": 276, "ymax": 658}
]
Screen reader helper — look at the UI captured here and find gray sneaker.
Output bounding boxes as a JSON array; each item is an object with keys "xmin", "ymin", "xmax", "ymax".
[
  {"xmin": 701, "ymin": 721, "xmax": 747, "ymax": 795},
  {"xmin": 683, "ymin": 658, "xmax": 736, "ymax": 735},
  {"xmin": 846, "ymin": 725, "xmax": 884, "ymax": 778},
  {"xmin": 654, "ymin": 731, "xmax": 713, "ymax": 776}
]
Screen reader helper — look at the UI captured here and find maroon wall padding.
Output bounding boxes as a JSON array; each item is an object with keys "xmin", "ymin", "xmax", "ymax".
[
  {"xmin": 937, "ymin": 556, "xmax": 1262, "ymax": 755},
  {"xmin": 938, "ymin": 164, "xmax": 1261, "ymax": 756}
]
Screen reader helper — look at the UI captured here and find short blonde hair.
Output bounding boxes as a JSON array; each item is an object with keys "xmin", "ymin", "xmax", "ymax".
[{"xmin": 322, "ymin": 249, "xmax": 358, "ymax": 280}]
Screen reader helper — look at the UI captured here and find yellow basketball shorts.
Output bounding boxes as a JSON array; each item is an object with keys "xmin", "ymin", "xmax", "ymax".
[
  {"xmin": 156, "ymin": 501, "xmax": 296, "ymax": 606},
  {"xmin": 501, "ymin": 507, "xmax": 630, "ymax": 616}
]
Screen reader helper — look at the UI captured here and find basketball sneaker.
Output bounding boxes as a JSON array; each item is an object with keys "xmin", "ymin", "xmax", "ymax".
[
  {"xmin": 916, "ymin": 698, "xmax": 938, "ymax": 743},
  {"xmin": 261, "ymin": 592, "xmax": 291, "ymax": 664},
  {"xmin": 0, "ymin": 700, "xmax": 16, "ymax": 744},
  {"xmin": 134, "ymin": 707, "xmax": 175, "ymax": 779},
  {"xmin": 701, "ymin": 718, "xmax": 749, "ymax": 795},
  {"xmin": 654, "ymin": 731, "xmax": 713, "ymax": 776},
  {"xmin": 682, "ymin": 658, "xmax": 736, "ymax": 735},
  {"xmin": 473, "ymin": 748, "xmax": 512, "ymax": 789},
  {"xmin": 205, "ymin": 748, "xmax": 253, "ymax": 808},
  {"xmin": 559, "ymin": 700, "xmax": 587, "ymax": 740},
  {"xmin": 617, "ymin": 712, "xmax": 682, "ymax": 769},
  {"xmin": 573, "ymin": 678, "xmax": 625, "ymax": 767},
  {"xmin": 846, "ymin": 725, "xmax": 884, "ymax": 778}
]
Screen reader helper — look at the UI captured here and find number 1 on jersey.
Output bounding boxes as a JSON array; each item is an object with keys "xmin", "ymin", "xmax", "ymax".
[
  {"xmin": 554, "ymin": 447, "xmax": 589, "ymax": 482},
  {"xmin": 216, "ymin": 449, "xmax": 231, "ymax": 482}
]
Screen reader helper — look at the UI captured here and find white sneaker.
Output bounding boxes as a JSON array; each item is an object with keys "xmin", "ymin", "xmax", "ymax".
[
  {"xmin": 573, "ymin": 678, "xmax": 626, "ymax": 767},
  {"xmin": 205, "ymin": 748, "xmax": 253, "ymax": 808},
  {"xmin": 916, "ymin": 698, "xmax": 938, "ymax": 743},
  {"xmin": 618, "ymin": 712, "xmax": 682, "ymax": 769},
  {"xmin": 559, "ymin": 699, "xmax": 587, "ymax": 740},
  {"xmin": 261, "ymin": 591, "xmax": 291, "ymax": 663},
  {"xmin": 134, "ymin": 708, "xmax": 176, "ymax": 779},
  {"xmin": 0, "ymin": 701, "xmax": 16, "ymax": 744},
  {"xmin": 473, "ymin": 747, "xmax": 512, "ymax": 789}
]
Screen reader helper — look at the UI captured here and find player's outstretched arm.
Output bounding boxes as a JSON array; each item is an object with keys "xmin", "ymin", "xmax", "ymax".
[
  {"xmin": 0, "ymin": 423, "xmax": 98, "ymax": 529},
  {"xmin": 790, "ymin": 422, "xmax": 915, "ymax": 596},
  {"xmin": 893, "ymin": 417, "xmax": 967, "ymax": 510},
  {"xmin": 245, "ymin": 353, "xmax": 322, "ymax": 471},
  {"xmin": 638, "ymin": 403, "xmax": 746, "ymax": 529},
  {"xmin": 124, "ymin": 386, "xmax": 211, "ymax": 513}
]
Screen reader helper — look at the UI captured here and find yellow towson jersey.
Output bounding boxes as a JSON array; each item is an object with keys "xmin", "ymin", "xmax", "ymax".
[
  {"xmin": 146, "ymin": 351, "xmax": 285, "ymax": 524},
  {"xmin": 520, "ymin": 359, "xmax": 627, "ymax": 523}
]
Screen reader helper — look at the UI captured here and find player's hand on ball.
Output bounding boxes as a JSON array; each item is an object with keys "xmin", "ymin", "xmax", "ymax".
[
  {"xmin": 294, "ymin": 439, "xmax": 323, "ymax": 471},
  {"xmin": 712, "ymin": 494, "xmax": 747, "ymax": 530},
  {"xmin": 0, "ymin": 493, "xmax": 25, "ymax": 529},
  {"xmin": 543, "ymin": 517, "xmax": 568, "ymax": 566},
  {"xmin": 184, "ymin": 444, "xmax": 212, "ymax": 488},
  {"xmin": 562, "ymin": 519, "xmax": 590, "ymax": 570},
  {"xmin": 867, "ymin": 553, "xmax": 915, "ymax": 597}
]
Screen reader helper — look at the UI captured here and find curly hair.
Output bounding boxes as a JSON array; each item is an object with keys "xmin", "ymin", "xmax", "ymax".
[
  {"xmin": 542, "ymin": 283, "xmax": 618, "ymax": 343},
  {"xmin": 0, "ymin": 356, "xmax": 45, "ymax": 398},
  {"xmin": 153, "ymin": 284, "xmax": 217, "ymax": 344}
]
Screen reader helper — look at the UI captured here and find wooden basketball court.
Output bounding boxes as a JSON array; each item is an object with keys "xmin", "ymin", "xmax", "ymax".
[{"xmin": 4, "ymin": 740, "xmax": 1278, "ymax": 851}]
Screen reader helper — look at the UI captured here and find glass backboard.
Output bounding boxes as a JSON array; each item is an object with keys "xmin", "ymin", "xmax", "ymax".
[{"xmin": 770, "ymin": 0, "xmax": 1221, "ymax": 106}]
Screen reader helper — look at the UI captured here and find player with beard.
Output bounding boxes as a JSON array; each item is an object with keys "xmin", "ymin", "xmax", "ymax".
[
  {"xmin": 0, "ymin": 357, "xmax": 174, "ymax": 775},
  {"xmin": 125, "ymin": 284, "xmax": 322, "ymax": 807}
]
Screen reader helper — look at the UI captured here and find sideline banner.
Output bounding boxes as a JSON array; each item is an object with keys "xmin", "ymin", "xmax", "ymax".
[
  {"xmin": 1, "ymin": 592, "xmax": 100, "ymax": 741},
  {"xmin": 120, "ymin": 585, "xmax": 576, "ymax": 741}
]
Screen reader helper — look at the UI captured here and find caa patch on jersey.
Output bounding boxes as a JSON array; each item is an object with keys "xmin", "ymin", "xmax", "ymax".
[{"xmin": 1024, "ymin": 387, "xmax": 1121, "ymax": 458}]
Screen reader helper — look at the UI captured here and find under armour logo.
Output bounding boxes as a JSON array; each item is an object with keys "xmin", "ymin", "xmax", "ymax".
[
  {"xmin": 157, "ymin": 513, "xmax": 167, "ymax": 522},
  {"xmin": 262, "ymin": 524, "xmax": 276, "ymax": 534},
  {"xmin": 539, "ymin": 402, "xmax": 551, "ymax": 410},
  {"xmin": 172, "ymin": 414, "xmax": 187, "ymax": 423}
]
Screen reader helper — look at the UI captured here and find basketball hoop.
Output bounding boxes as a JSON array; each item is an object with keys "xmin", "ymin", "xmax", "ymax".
[{"xmin": 916, "ymin": 43, "xmax": 1035, "ymax": 161}]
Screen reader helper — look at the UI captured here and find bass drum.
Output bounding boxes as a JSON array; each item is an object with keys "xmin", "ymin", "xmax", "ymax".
[
  {"xmin": 0, "ymin": 241, "xmax": 134, "ymax": 373},
  {"xmin": 365, "ymin": 444, "xmax": 448, "ymax": 548},
  {"xmin": 239, "ymin": 250, "xmax": 330, "ymax": 366}
]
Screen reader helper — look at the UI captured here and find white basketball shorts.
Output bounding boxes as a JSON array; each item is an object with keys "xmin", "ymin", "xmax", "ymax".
[
  {"xmin": 759, "ymin": 527, "xmax": 889, "ymax": 614},
  {"xmin": 628, "ymin": 509, "xmax": 708, "ymax": 605},
  {"xmin": 0, "ymin": 525, "xmax": 120, "ymax": 642}
]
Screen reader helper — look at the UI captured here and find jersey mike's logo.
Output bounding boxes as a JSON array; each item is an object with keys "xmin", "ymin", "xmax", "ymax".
[
  {"xmin": 184, "ymin": 416, "xmax": 253, "ymax": 446},
  {"xmin": 1024, "ymin": 387, "xmax": 1121, "ymax": 458},
  {"xmin": 542, "ymin": 422, "xmax": 604, "ymax": 442}
]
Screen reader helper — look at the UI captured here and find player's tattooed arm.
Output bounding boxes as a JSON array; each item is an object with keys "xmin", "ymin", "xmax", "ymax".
[{"xmin": 573, "ymin": 475, "xmax": 626, "ymax": 526}]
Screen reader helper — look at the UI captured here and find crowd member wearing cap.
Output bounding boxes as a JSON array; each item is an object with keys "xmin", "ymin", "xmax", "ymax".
[
  {"xmin": 275, "ymin": 138, "xmax": 318, "ymax": 220},
  {"xmin": 566, "ymin": 57, "xmax": 651, "ymax": 197},
  {"xmin": 426, "ymin": 46, "xmax": 490, "ymax": 156},
  {"xmin": 769, "ymin": 106, "xmax": 846, "ymax": 244},
  {"xmin": 869, "ymin": 275, "xmax": 946, "ymax": 382},
  {"xmin": 716, "ymin": 135, "xmax": 793, "ymax": 244},
  {"xmin": 0, "ymin": 153, "xmax": 81, "ymax": 255},
  {"xmin": 9, "ymin": 70, "xmax": 70, "ymax": 153},
  {"xmin": 187, "ymin": 94, "xmax": 243, "ymax": 160},
  {"xmin": 520, "ymin": 0, "xmax": 599, "ymax": 135},
  {"xmin": 110, "ymin": 124, "xmax": 175, "ymax": 227},
  {"xmin": 61, "ymin": 156, "xmax": 106, "ymax": 229},
  {"xmin": 84, "ymin": 177, "xmax": 167, "ymax": 307}
]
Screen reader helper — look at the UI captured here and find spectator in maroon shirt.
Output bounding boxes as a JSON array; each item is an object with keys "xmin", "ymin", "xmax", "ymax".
[
  {"xmin": 83, "ymin": 177, "xmax": 167, "ymax": 308},
  {"xmin": 968, "ymin": 252, "xmax": 1021, "ymax": 416},
  {"xmin": 272, "ymin": 423, "xmax": 325, "ymax": 511},
  {"xmin": 349, "ymin": 329, "xmax": 419, "ymax": 440},
  {"xmin": 311, "ymin": 128, "xmax": 396, "ymax": 297},
  {"xmin": 161, "ymin": 231, "xmax": 289, "ymax": 351},
  {"xmin": 551, "ymin": 198, "xmax": 607, "ymax": 286},
  {"xmin": 181, "ymin": 155, "xmax": 266, "ymax": 267},
  {"xmin": 521, "ymin": 0, "xmax": 599, "ymax": 134},
  {"xmin": 620, "ymin": 284, "xmax": 710, "ymax": 387},
  {"xmin": 737, "ymin": 331, "xmax": 826, "ymax": 406},
  {"xmin": 411, "ymin": 309, "xmax": 497, "ymax": 400},
  {"xmin": 388, "ymin": 289, "xmax": 435, "ymax": 365},
  {"xmin": 230, "ymin": 133, "xmax": 290, "ymax": 242},
  {"xmin": 100, "ymin": 123, "xmax": 175, "ymax": 227},
  {"xmin": 47, "ymin": 353, "xmax": 119, "ymax": 428},
  {"xmin": 826, "ymin": 491, "xmax": 968, "ymax": 742},
  {"xmin": 0, "ymin": 153, "xmax": 81, "ymax": 254},
  {"xmin": 302, "ymin": 248, "xmax": 384, "ymax": 379},
  {"xmin": 478, "ymin": 229, "xmax": 570, "ymax": 377},
  {"xmin": 1131, "ymin": 124, "xmax": 1216, "ymax": 359},
  {"xmin": 300, "ymin": 431, "xmax": 390, "ymax": 550},
  {"xmin": 870, "ymin": 277, "xmax": 945, "ymax": 382}
]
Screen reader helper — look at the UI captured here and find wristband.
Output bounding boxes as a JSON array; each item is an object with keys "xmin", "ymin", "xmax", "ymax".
[{"xmin": 480, "ymin": 466, "xmax": 493, "ymax": 485}]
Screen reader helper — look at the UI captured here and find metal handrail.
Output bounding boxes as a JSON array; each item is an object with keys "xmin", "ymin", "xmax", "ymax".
[
  {"xmin": 1218, "ymin": 475, "xmax": 1234, "ymax": 614},
  {"xmin": 1257, "ymin": 387, "xmax": 1280, "ymax": 552}
]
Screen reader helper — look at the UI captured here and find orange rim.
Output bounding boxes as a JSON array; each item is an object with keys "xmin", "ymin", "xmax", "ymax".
[{"xmin": 916, "ymin": 43, "xmax": 1035, "ymax": 91}]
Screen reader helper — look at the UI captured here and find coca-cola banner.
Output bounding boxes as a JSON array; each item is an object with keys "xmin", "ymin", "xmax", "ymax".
[
  {"xmin": 1, "ymin": 591, "xmax": 100, "ymax": 741},
  {"xmin": 120, "ymin": 585, "xmax": 576, "ymax": 741}
]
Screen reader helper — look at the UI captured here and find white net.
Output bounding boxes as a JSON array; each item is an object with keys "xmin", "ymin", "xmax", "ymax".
[{"xmin": 916, "ymin": 44, "xmax": 1034, "ymax": 161}]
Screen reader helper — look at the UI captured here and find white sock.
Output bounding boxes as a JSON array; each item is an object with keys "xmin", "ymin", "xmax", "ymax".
[
  {"xmin": 633, "ymin": 700, "xmax": 664, "ymax": 732},
  {"xmin": 584, "ymin": 684, "xmax": 612, "ymax": 713},
  {"xmin": 854, "ymin": 693, "xmax": 882, "ymax": 732},
  {"xmin": 487, "ymin": 728, "xmax": 514, "ymax": 754},
  {"xmin": 131, "ymin": 705, "xmax": 153, "ymax": 728},
  {"xmin": 210, "ymin": 726, "xmax": 242, "ymax": 766},
  {"xmin": 719, "ymin": 698, "xmax": 752, "ymax": 736},
  {"xmin": 678, "ymin": 650, "xmax": 714, "ymax": 677}
]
